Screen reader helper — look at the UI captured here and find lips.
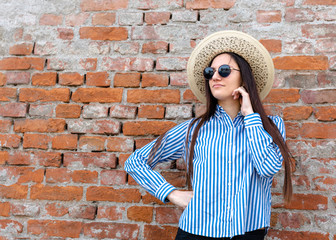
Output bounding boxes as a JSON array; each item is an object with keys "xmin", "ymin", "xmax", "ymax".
[{"xmin": 212, "ymin": 84, "xmax": 224, "ymax": 88}]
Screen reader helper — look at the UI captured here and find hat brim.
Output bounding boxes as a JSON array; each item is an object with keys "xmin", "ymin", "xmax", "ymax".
[{"xmin": 187, "ymin": 30, "xmax": 274, "ymax": 103}]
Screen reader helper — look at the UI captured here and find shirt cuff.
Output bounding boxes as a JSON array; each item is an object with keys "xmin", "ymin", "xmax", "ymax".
[
  {"xmin": 155, "ymin": 182, "xmax": 177, "ymax": 203},
  {"xmin": 244, "ymin": 113, "xmax": 262, "ymax": 127}
]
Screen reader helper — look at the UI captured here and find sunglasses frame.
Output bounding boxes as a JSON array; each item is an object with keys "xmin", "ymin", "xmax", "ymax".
[{"xmin": 203, "ymin": 64, "xmax": 240, "ymax": 80}]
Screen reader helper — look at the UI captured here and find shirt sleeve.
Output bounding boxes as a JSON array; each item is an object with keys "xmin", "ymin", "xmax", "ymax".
[
  {"xmin": 244, "ymin": 113, "xmax": 285, "ymax": 178},
  {"xmin": 124, "ymin": 120, "xmax": 192, "ymax": 203}
]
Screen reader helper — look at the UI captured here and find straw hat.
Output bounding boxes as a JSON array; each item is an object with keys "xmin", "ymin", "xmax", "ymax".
[{"xmin": 187, "ymin": 30, "xmax": 274, "ymax": 103}]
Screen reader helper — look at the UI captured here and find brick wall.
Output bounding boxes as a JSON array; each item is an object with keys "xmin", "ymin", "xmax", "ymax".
[{"xmin": 0, "ymin": 0, "xmax": 335, "ymax": 239}]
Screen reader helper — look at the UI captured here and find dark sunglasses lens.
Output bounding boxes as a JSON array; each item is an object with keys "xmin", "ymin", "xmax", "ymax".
[
  {"xmin": 203, "ymin": 67, "xmax": 214, "ymax": 79},
  {"xmin": 218, "ymin": 65, "xmax": 231, "ymax": 77}
]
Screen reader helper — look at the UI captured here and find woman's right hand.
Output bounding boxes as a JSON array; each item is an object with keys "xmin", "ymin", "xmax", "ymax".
[{"xmin": 167, "ymin": 190, "xmax": 193, "ymax": 208}]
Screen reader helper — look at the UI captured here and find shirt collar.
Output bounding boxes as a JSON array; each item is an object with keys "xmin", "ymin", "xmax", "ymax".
[{"xmin": 214, "ymin": 104, "xmax": 243, "ymax": 120}]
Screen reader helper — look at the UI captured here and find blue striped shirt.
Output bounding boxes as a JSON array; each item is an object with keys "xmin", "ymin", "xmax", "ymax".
[{"xmin": 124, "ymin": 105, "xmax": 285, "ymax": 238}]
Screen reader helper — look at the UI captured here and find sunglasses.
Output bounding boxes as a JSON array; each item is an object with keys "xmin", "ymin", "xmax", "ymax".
[{"xmin": 203, "ymin": 64, "xmax": 240, "ymax": 80}]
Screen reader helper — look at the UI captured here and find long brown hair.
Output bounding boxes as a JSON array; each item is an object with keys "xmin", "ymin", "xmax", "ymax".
[{"xmin": 148, "ymin": 52, "xmax": 293, "ymax": 203}]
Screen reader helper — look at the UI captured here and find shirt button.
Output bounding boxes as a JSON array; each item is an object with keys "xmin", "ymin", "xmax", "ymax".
[
  {"xmin": 228, "ymin": 183, "xmax": 231, "ymax": 186},
  {"xmin": 228, "ymin": 161, "xmax": 231, "ymax": 164}
]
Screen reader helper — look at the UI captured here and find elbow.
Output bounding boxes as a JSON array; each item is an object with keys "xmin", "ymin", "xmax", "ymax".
[{"xmin": 257, "ymin": 161, "xmax": 282, "ymax": 178}]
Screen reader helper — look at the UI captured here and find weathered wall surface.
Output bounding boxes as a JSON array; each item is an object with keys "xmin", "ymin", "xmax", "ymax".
[{"xmin": 0, "ymin": 0, "xmax": 335, "ymax": 239}]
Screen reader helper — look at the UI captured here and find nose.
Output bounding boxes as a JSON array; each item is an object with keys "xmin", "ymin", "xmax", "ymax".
[{"xmin": 211, "ymin": 70, "xmax": 221, "ymax": 81}]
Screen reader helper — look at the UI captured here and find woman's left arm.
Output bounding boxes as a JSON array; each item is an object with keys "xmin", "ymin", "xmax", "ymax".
[{"xmin": 244, "ymin": 113, "xmax": 285, "ymax": 178}]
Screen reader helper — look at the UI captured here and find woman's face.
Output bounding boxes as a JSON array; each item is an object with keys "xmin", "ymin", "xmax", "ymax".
[{"xmin": 208, "ymin": 53, "xmax": 242, "ymax": 102}]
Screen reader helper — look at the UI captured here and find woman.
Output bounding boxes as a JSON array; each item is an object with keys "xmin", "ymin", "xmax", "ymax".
[{"xmin": 125, "ymin": 31, "xmax": 293, "ymax": 240}]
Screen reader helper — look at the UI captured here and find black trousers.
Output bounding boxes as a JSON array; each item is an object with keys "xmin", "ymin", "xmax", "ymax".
[{"xmin": 175, "ymin": 228, "xmax": 267, "ymax": 240}]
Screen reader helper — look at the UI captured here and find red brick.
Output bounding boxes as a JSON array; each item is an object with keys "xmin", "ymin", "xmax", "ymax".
[
  {"xmin": 81, "ymin": 0, "xmax": 128, "ymax": 11},
  {"xmin": 267, "ymin": 229, "xmax": 329, "ymax": 240},
  {"xmin": 79, "ymin": 27, "xmax": 128, "ymax": 40},
  {"xmin": 162, "ymin": 171, "xmax": 186, "ymax": 187},
  {"xmin": 170, "ymin": 72, "xmax": 188, "ymax": 86},
  {"xmin": 45, "ymin": 203, "xmax": 68, "ymax": 217},
  {"xmin": 273, "ymin": 193, "xmax": 328, "ymax": 210},
  {"xmin": 46, "ymin": 168, "xmax": 72, "ymax": 183},
  {"xmin": 0, "ymin": 184, "xmax": 28, "ymax": 199},
  {"xmin": 273, "ymin": 56, "xmax": 329, "ymax": 70},
  {"xmin": 101, "ymin": 169, "xmax": 127, "ymax": 185},
  {"xmin": 28, "ymin": 220, "xmax": 82, "ymax": 238},
  {"xmin": 69, "ymin": 205, "xmax": 96, "ymax": 220},
  {"xmin": 52, "ymin": 134, "xmax": 78, "ymax": 150},
  {"xmin": 263, "ymin": 105, "xmax": 282, "ymax": 116},
  {"xmin": 259, "ymin": 39, "xmax": 282, "ymax": 53},
  {"xmin": 7, "ymin": 151, "xmax": 32, "ymax": 165},
  {"xmin": 285, "ymin": 122, "xmax": 300, "ymax": 139},
  {"xmin": 302, "ymin": 24, "xmax": 336, "ymax": 38},
  {"xmin": 40, "ymin": 14, "xmax": 62, "ymax": 25},
  {"xmin": 33, "ymin": 152, "xmax": 62, "ymax": 167},
  {"xmin": 127, "ymin": 89, "xmax": 180, "ymax": 103},
  {"xmin": 72, "ymin": 170, "xmax": 98, "ymax": 184},
  {"xmin": 0, "ymin": 202, "xmax": 10, "ymax": 217},
  {"xmin": 145, "ymin": 12, "xmax": 171, "ymax": 25},
  {"xmin": 303, "ymin": 0, "xmax": 336, "ymax": 5},
  {"xmin": 142, "ymin": 41, "xmax": 168, "ymax": 54},
  {"xmin": 83, "ymin": 222, "xmax": 139, "ymax": 240},
  {"xmin": 102, "ymin": 57, "xmax": 154, "ymax": 71},
  {"xmin": 315, "ymin": 38, "xmax": 336, "ymax": 53},
  {"xmin": 0, "ymin": 57, "xmax": 44, "ymax": 70},
  {"xmin": 314, "ymin": 106, "xmax": 336, "ymax": 121},
  {"xmin": 142, "ymin": 73, "xmax": 168, "ymax": 87},
  {"xmin": 29, "ymin": 103, "xmax": 54, "ymax": 117},
  {"xmin": 301, "ymin": 123, "xmax": 336, "ymax": 139},
  {"xmin": 278, "ymin": 212, "xmax": 310, "ymax": 229},
  {"xmin": 313, "ymin": 176, "xmax": 336, "ymax": 191},
  {"xmin": 65, "ymin": 13, "xmax": 90, "ymax": 26},
  {"xmin": 127, "ymin": 206, "xmax": 153, "ymax": 223},
  {"xmin": 0, "ymin": 134, "xmax": 21, "ymax": 148},
  {"xmin": 58, "ymin": 28, "xmax": 74, "ymax": 40},
  {"xmin": 72, "ymin": 88, "xmax": 122, "ymax": 103},
  {"xmin": 114, "ymin": 72, "xmax": 141, "ymax": 87},
  {"xmin": 118, "ymin": 153, "xmax": 131, "ymax": 167},
  {"xmin": 97, "ymin": 206, "xmax": 124, "ymax": 220},
  {"xmin": 263, "ymin": 89, "xmax": 300, "ymax": 103},
  {"xmin": 144, "ymin": 225, "xmax": 178, "ymax": 240},
  {"xmin": 186, "ymin": 0, "xmax": 236, "ymax": 9},
  {"xmin": 0, "ymin": 220, "xmax": 23, "ymax": 233},
  {"xmin": 67, "ymin": 119, "xmax": 120, "ymax": 134},
  {"xmin": 79, "ymin": 136, "xmax": 106, "ymax": 151},
  {"xmin": 23, "ymin": 134, "xmax": 50, "ymax": 149},
  {"xmin": 156, "ymin": 207, "xmax": 183, "ymax": 224},
  {"xmin": 5, "ymin": 167, "xmax": 44, "ymax": 184},
  {"xmin": 46, "ymin": 58, "xmax": 69, "ymax": 70},
  {"xmin": 56, "ymin": 104, "xmax": 81, "ymax": 118},
  {"xmin": 0, "ymin": 120, "xmax": 11, "ymax": 133},
  {"xmin": 9, "ymin": 43, "xmax": 34, "ymax": 55},
  {"xmin": 34, "ymin": 42, "xmax": 57, "ymax": 55},
  {"xmin": 0, "ymin": 151, "xmax": 9, "ymax": 164},
  {"xmin": 5, "ymin": 72, "xmax": 30, "ymax": 85},
  {"xmin": 183, "ymin": 89, "xmax": 199, "ymax": 102},
  {"xmin": 0, "ymin": 88, "xmax": 16, "ymax": 101},
  {"xmin": 86, "ymin": 72, "xmax": 110, "ymax": 86},
  {"xmin": 123, "ymin": 121, "xmax": 176, "ymax": 136},
  {"xmin": 283, "ymin": 106, "xmax": 313, "ymax": 120},
  {"xmin": 30, "ymin": 184, "xmax": 83, "ymax": 201},
  {"xmin": 32, "ymin": 72, "xmax": 57, "ymax": 86},
  {"xmin": 59, "ymin": 72, "xmax": 84, "ymax": 86},
  {"xmin": 110, "ymin": 105, "xmax": 137, "ymax": 119},
  {"xmin": 19, "ymin": 88, "xmax": 70, "ymax": 102},
  {"xmin": 0, "ymin": 103, "xmax": 27, "ymax": 117},
  {"xmin": 92, "ymin": 12, "xmax": 116, "ymax": 25},
  {"xmin": 138, "ymin": 105, "xmax": 165, "ymax": 119},
  {"xmin": 257, "ymin": 10, "xmax": 281, "ymax": 23},
  {"xmin": 0, "ymin": 73, "xmax": 6, "ymax": 86},
  {"xmin": 285, "ymin": 8, "xmax": 315, "ymax": 22},
  {"xmin": 79, "ymin": 58, "xmax": 97, "ymax": 71},
  {"xmin": 156, "ymin": 57, "xmax": 188, "ymax": 70},
  {"xmin": 106, "ymin": 137, "xmax": 133, "ymax": 152},
  {"xmin": 86, "ymin": 186, "xmax": 141, "ymax": 202},
  {"xmin": 301, "ymin": 89, "xmax": 336, "ymax": 104},
  {"xmin": 114, "ymin": 42, "xmax": 140, "ymax": 54},
  {"xmin": 14, "ymin": 119, "xmax": 65, "ymax": 133},
  {"xmin": 63, "ymin": 152, "xmax": 117, "ymax": 169},
  {"xmin": 11, "ymin": 202, "xmax": 40, "ymax": 217}
]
